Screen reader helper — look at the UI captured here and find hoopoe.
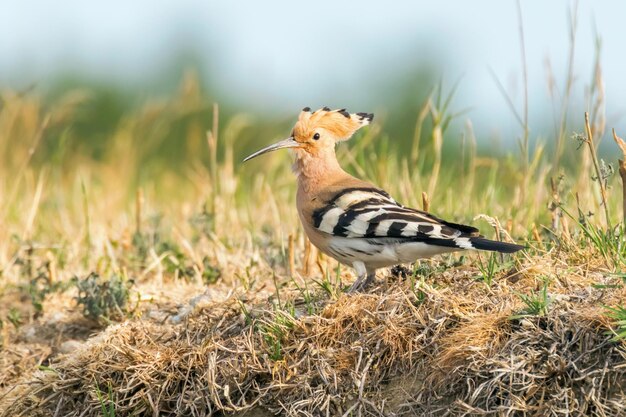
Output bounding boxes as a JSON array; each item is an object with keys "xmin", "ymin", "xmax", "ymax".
[{"xmin": 244, "ymin": 107, "xmax": 524, "ymax": 292}]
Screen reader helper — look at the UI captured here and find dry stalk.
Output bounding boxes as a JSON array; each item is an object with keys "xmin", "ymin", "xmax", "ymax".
[
  {"xmin": 288, "ymin": 233, "xmax": 295, "ymax": 277},
  {"xmin": 5, "ymin": 115, "xmax": 50, "ymax": 213},
  {"xmin": 531, "ymin": 224, "xmax": 544, "ymax": 250},
  {"xmin": 549, "ymin": 177, "xmax": 561, "ymax": 232},
  {"xmin": 45, "ymin": 250, "xmax": 57, "ymax": 283},
  {"xmin": 315, "ymin": 253, "xmax": 326, "ymax": 277},
  {"xmin": 206, "ymin": 103, "xmax": 220, "ymax": 230},
  {"xmin": 584, "ymin": 112, "xmax": 611, "ymax": 229},
  {"xmin": 612, "ymin": 128, "xmax": 626, "ymax": 225},
  {"xmin": 516, "ymin": 0, "xmax": 530, "ymax": 175},
  {"xmin": 464, "ymin": 120, "xmax": 477, "ymax": 209},
  {"xmin": 303, "ymin": 238, "xmax": 312, "ymax": 276},
  {"xmin": 22, "ymin": 171, "xmax": 45, "ymax": 241},
  {"xmin": 427, "ymin": 101, "xmax": 443, "ymax": 199},
  {"xmin": 553, "ymin": 1, "xmax": 578, "ymax": 169},
  {"xmin": 421, "ymin": 191, "xmax": 430, "ymax": 212},
  {"xmin": 410, "ymin": 94, "xmax": 432, "ymax": 165},
  {"xmin": 135, "ymin": 187, "xmax": 144, "ymax": 236}
]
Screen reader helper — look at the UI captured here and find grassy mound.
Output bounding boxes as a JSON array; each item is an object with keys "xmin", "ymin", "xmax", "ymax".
[{"xmin": 2, "ymin": 257, "xmax": 624, "ymax": 416}]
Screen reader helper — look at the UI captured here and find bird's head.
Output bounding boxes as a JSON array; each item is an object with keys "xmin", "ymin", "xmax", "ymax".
[{"xmin": 243, "ymin": 107, "xmax": 373, "ymax": 162}]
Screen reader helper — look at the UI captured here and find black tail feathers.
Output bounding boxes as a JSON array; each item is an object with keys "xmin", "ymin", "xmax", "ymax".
[{"xmin": 469, "ymin": 237, "xmax": 525, "ymax": 253}]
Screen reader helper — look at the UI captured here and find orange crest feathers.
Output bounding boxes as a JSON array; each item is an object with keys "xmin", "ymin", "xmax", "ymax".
[{"xmin": 293, "ymin": 107, "xmax": 373, "ymax": 142}]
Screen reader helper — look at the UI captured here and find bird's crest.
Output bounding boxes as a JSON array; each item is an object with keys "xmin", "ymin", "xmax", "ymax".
[{"xmin": 293, "ymin": 107, "xmax": 373, "ymax": 142}]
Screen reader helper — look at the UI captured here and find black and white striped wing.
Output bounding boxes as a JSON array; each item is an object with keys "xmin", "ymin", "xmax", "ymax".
[{"xmin": 312, "ymin": 187, "xmax": 479, "ymax": 248}]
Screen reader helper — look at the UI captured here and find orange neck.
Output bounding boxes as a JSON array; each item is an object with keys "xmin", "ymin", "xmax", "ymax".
[{"xmin": 293, "ymin": 147, "xmax": 347, "ymax": 195}]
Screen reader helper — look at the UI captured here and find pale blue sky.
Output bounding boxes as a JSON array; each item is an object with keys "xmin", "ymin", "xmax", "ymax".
[{"xmin": 1, "ymin": 0, "xmax": 625, "ymax": 139}]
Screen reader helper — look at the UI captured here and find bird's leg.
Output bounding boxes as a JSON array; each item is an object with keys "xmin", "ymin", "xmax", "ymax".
[
  {"xmin": 348, "ymin": 273, "xmax": 367, "ymax": 293},
  {"xmin": 360, "ymin": 271, "xmax": 376, "ymax": 289},
  {"xmin": 348, "ymin": 261, "xmax": 368, "ymax": 293},
  {"xmin": 348, "ymin": 263, "xmax": 377, "ymax": 293},
  {"xmin": 348, "ymin": 272, "xmax": 376, "ymax": 292}
]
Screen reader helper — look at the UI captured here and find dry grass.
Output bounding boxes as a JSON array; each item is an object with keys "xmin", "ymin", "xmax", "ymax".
[{"xmin": 0, "ymin": 255, "xmax": 624, "ymax": 416}]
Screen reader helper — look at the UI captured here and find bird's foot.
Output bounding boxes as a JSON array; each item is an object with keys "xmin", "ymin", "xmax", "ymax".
[
  {"xmin": 347, "ymin": 279, "xmax": 364, "ymax": 293},
  {"xmin": 347, "ymin": 273, "xmax": 376, "ymax": 293}
]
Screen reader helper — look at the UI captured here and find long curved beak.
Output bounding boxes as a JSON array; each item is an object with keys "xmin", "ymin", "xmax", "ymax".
[{"xmin": 243, "ymin": 137, "xmax": 300, "ymax": 162}]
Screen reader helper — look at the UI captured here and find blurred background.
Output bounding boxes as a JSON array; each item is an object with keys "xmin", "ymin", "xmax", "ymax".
[
  {"xmin": 2, "ymin": 1, "xmax": 625, "ymax": 134},
  {"xmin": 1, "ymin": 0, "xmax": 625, "ymax": 186}
]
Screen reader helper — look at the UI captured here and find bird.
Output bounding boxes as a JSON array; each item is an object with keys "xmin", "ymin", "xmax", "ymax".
[{"xmin": 243, "ymin": 107, "xmax": 524, "ymax": 292}]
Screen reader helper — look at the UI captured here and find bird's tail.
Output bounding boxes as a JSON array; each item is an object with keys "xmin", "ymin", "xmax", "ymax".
[{"xmin": 469, "ymin": 237, "xmax": 525, "ymax": 253}]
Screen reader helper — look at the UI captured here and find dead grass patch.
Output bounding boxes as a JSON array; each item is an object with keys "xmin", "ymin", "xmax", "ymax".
[{"xmin": 1, "ymin": 260, "xmax": 624, "ymax": 417}]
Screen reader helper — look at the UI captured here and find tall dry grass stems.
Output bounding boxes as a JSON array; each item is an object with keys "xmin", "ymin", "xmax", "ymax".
[
  {"xmin": 0, "ymin": 69, "xmax": 624, "ymax": 286},
  {"xmin": 0, "ymin": 4, "xmax": 625, "ymax": 294}
]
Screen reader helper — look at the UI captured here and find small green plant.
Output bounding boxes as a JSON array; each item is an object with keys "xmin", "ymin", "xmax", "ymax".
[
  {"xmin": 37, "ymin": 365, "xmax": 57, "ymax": 373},
  {"xmin": 271, "ymin": 272, "xmax": 284, "ymax": 309},
  {"xmin": 7, "ymin": 308, "xmax": 22, "ymax": 329},
  {"xmin": 237, "ymin": 298, "xmax": 252, "ymax": 326},
  {"xmin": 291, "ymin": 277, "xmax": 316, "ymax": 315},
  {"xmin": 157, "ymin": 240, "xmax": 194, "ymax": 279},
  {"xmin": 611, "ymin": 272, "xmax": 626, "ymax": 284},
  {"xmin": 408, "ymin": 271, "xmax": 427, "ymax": 306},
  {"xmin": 412, "ymin": 262, "xmax": 436, "ymax": 279},
  {"xmin": 188, "ymin": 206, "xmax": 215, "ymax": 240},
  {"xmin": 313, "ymin": 264, "xmax": 341, "ymax": 298},
  {"xmin": 235, "ymin": 261, "xmax": 258, "ymax": 290},
  {"xmin": 562, "ymin": 206, "xmax": 626, "ymax": 269},
  {"xmin": 18, "ymin": 261, "xmax": 69, "ymax": 317},
  {"xmin": 511, "ymin": 279, "xmax": 552, "ymax": 319},
  {"xmin": 262, "ymin": 327, "xmax": 282, "ymax": 361},
  {"xmin": 94, "ymin": 382, "xmax": 116, "ymax": 417},
  {"xmin": 605, "ymin": 305, "xmax": 626, "ymax": 342},
  {"xmin": 259, "ymin": 310, "xmax": 295, "ymax": 361},
  {"xmin": 412, "ymin": 257, "xmax": 462, "ymax": 281},
  {"xmin": 312, "ymin": 275, "xmax": 335, "ymax": 298},
  {"xmin": 201, "ymin": 258, "xmax": 221, "ymax": 285},
  {"xmin": 74, "ymin": 273, "xmax": 133, "ymax": 322},
  {"xmin": 476, "ymin": 252, "xmax": 498, "ymax": 287}
]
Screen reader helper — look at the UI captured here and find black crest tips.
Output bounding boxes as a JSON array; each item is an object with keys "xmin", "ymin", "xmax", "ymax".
[
  {"xmin": 356, "ymin": 112, "xmax": 374, "ymax": 122},
  {"xmin": 302, "ymin": 106, "xmax": 311, "ymax": 112},
  {"xmin": 322, "ymin": 106, "xmax": 331, "ymax": 111},
  {"xmin": 338, "ymin": 109, "xmax": 350, "ymax": 118}
]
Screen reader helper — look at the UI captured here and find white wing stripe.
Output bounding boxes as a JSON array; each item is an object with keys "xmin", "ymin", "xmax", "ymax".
[
  {"xmin": 354, "ymin": 208, "xmax": 386, "ymax": 222},
  {"xmin": 429, "ymin": 224, "xmax": 443, "ymax": 236},
  {"xmin": 454, "ymin": 237, "xmax": 473, "ymax": 249},
  {"xmin": 335, "ymin": 191, "xmax": 384, "ymax": 208},
  {"xmin": 374, "ymin": 219, "xmax": 398, "ymax": 236},
  {"xmin": 401, "ymin": 223, "xmax": 420, "ymax": 237},
  {"xmin": 346, "ymin": 221, "xmax": 368, "ymax": 237},
  {"xmin": 319, "ymin": 207, "xmax": 343, "ymax": 233}
]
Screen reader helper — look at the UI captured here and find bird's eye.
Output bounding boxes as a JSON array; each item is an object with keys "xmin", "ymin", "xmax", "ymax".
[{"xmin": 313, "ymin": 133, "xmax": 320, "ymax": 140}]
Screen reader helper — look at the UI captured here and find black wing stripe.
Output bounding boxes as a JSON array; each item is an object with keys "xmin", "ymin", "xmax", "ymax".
[
  {"xmin": 440, "ymin": 220, "xmax": 480, "ymax": 235},
  {"xmin": 332, "ymin": 210, "xmax": 359, "ymax": 236},
  {"xmin": 413, "ymin": 236, "xmax": 463, "ymax": 248},
  {"xmin": 387, "ymin": 221, "xmax": 408, "ymax": 236},
  {"xmin": 419, "ymin": 224, "xmax": 434, "ymax": 234},
  {"xmin": 365, "ymin": 220, "xmax": 379, "ymax": 237},
  {"xmin": 313, "ymin": 206, "xmax": 332, "ymax": 228}
]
